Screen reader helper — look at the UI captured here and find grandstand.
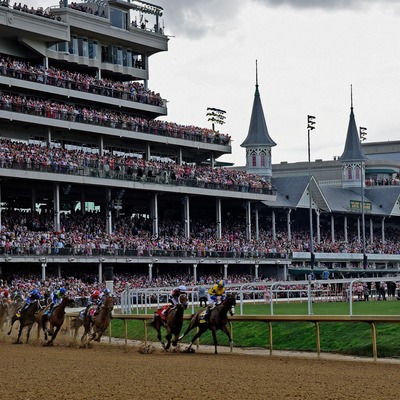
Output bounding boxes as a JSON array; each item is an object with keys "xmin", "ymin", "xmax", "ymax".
[{"xmin": 0, "ymin": 0, "xmax": 399, "ymax": 287}]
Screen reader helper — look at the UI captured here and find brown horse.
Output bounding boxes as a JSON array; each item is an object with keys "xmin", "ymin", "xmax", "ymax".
[
  {"xmin": 7, "ymin": 299, "xmax": 41, "ymax": 344},
  {"xmin": 151, "ymin": 293, "xmax": 188, "ymax": 350},
  {"xmin": 178, "ymin": 293, "xmax": 236, "ymax": 354},
  {"xmin": 81, "ymin": 295, "xmax": 114, "ymax": 344},
  {"xmin": 41, "ymin": 296, "xmax": 74, "ymax": 346}
]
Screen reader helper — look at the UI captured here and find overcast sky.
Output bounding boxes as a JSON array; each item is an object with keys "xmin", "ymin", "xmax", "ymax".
[{"xmin": 32, "ymin": 0, "xmax": 400, "ymax": 166}]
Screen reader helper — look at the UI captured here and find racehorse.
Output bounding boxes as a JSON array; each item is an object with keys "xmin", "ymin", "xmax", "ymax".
[
  {"xmin": 41, "ymin": 296, "xmax": 74, "ymax": 346},
  {"xmin": 70, "ymin": 314, "xmax": 85, "ymax": 340},
  {"xmin": 151, "ymin": 293, "xmax": 188, "ymax": 350},
  {"xmin": 0, "ymin": 299, "xmax": 9, "ymax": 331},
  {"xmin": 81, "ymin": 295, "xmax": 114, "ymax": 344},
  {"xmin": 7, "ymin": 299, "xmax": 41, "ymax": 344},
  {"xmin": 178, "ymin": 293, "xmax": 236, "ymax": 354}
]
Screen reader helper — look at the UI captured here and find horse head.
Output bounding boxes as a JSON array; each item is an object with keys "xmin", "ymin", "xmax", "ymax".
[
  {"xmin": 178, "ymin": 293, "xmax": 188, "ymax": 310},
  {"xmin": 103, "ymin": 295, "xmax": 114, "ymax": 312},
  {"xmin": 223, "ymin": 294, "xmax": 236, "ymax": 316}
]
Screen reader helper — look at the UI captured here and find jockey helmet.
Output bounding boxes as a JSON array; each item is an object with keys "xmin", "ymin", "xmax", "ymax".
[
  {"xmin": 32, "ymin": 288, "xmax": 40, "ymax": 296},
  {"xmin": 104, "ymin": 288, "xmax": 110, "ymax": 295},
  {"xmin": 218, "ymin": 280, "xmax": 225, "ymax": 288},
  {"xmin": 178, "ymin": 285, "xmax": 187, "ymax": 292},
  {"xmin": 59, "ymin": 287, "xmax": 66, "ymax": 295},
  {"xmin": 93, "ymin": 290, "xmax": 100, "ymax": 298},
  {"xmin": 3, "ymin": 290, "xmax": 8, "ymax": 297}
]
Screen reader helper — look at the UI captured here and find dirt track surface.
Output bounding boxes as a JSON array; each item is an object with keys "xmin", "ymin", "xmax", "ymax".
[{"xmin": 1, "ymin": 332, "xmax": 400, "ymax": 400}]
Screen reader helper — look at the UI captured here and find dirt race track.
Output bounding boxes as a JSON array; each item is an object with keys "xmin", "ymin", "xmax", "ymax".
[{"xmin": 1, "ymin": 330, "xmax": 400, "ymax": 400}]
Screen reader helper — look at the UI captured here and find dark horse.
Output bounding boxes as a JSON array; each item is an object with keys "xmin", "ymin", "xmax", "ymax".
[
  {"xmin": 0, "ymin": 299, "xmax": 9, "ymax": 331},
  {"xmin": 81, "ymin": 295, "xmax": 114, "ymax": 344},
  {"xmin": 41, "ymin": 296, "xmax": 74, "ymax": 346},
  {"xmin": 151, "ymin": 293, "xmax": 188, "ymax": 350},
  {"xmin": 7, "ymin": 299, "xmax": 41, "ymax": 344},
  {"xmin": 178, "ymin": 293, "xmax": 236, "ymax": 354}
]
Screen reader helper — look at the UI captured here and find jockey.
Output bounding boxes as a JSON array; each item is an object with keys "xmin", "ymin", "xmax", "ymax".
[
  {"xmin": 203, "ymin": 280, "xmax": 225, "ymax": 321},
  {"xmin": 17, "ymin": 288, "xmax": 42, "ymax": 317},
  {"xmin": 48, "ymin": 287, "xmax": 66, "ymax": 314},
  {"xmin": 80, "ymin": 289, "xmax": 101, "ymax": 319},
  {"xmin": 1, "ymin": 289, "xmax": 10, "ymax": 303},
  {"xmin": 208, "ymin": 280, "xmax": 226, "ymax": 308},
  {"xmin": 162, "ymin": 285, "xmax": 186, "ymax": 318}
]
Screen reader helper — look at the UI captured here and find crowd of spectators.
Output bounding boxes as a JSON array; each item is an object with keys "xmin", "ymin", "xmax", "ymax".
[
  {"xmin": 0, "ymin": 54, "xmax": 161, "ymax": 104},
  {"xmin": 0, "ymin": 1, "xmax": 63, "ymax": 20},
  {"xmin": 0, "ymin": 139, "xmax": 270, "ymax": 193},
  {"xmin": 0, "ymin": 208, "xmax": 399, "ymax": 260}
]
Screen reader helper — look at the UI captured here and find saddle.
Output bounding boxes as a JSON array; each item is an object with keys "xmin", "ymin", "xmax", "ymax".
[{"xmin": 156, "ymin": 305, "xmax": 171, "ymax": 324}]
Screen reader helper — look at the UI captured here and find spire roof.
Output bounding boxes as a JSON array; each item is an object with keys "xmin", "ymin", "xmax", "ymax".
[
  {"xmin": 241, "ymin": 61, "xmax": 276, "ymax": 148},
  {"xmin": 339, "ymin": 87, "xmax": 367, "ymax": 162}
]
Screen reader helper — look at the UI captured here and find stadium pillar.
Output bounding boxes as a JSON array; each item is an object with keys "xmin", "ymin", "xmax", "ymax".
[
  {"xmin": 193, "ymin": 264, "xmax": 197, "ymax": 283},
  {"xmin": 183, "ymin": 196, "xmax": 190, "ymax": 239},
  {"xmin": 106, "ymin": 188, "xmax": 112, "ymax": 235},
  {"xmin": 151, "ymin": 193, "xmax": 158, "ymax": 237},
  {"xmin": 99, "ymin": 135, "xmax": 104, "ymax": 156},
  {"xmin": 105, "ymin": 266, "xmax": 114, "ymax": 294},
  {"xmin": 357, "ymin": 217, "xmax": 361, "ymax": 243},
  {"xmin": 255, "ymin": 204, "xmax": 259, "ymax": 240},
  {"xmin": 307, "ymin": 115, "xmax": 316, "ymax": 270},
  {"xmin": 145, "ymin": 142, "xmax": 150, "ymax": 161},
  {"xmin": 210, "ymin": 152, "xmax": 215, "ymax": 168},
  {"xmin": 216, "ymin": 198, "xmax": 222, "ymax": 240},
  {"xmin": 271, "ymin": 210, "xmax": 276, "ymax": 240},
  {"xmin": 98, "ymin": 262, "xmax": 103, "ymax": 283},
  {"xmin": 46, "ymin": 126, "xmax": 51, "ymax": 146},
  {"xmin": 148, "ymin": 263, "xmax": 153, "ymax": 281},
  {"xmin": 245, "ymin": 201, "xmax": 251, "ymax": 241},
  {"xmin": 316, "ymin": 209, "xmax": 321, "ymax": 244},
  {"xmin": 53, "ymin": 183, "xmax": 60, "ymax": 232},
  {"xmin": 381, "ymin": 217, "xmax": 385, "ymax": 243},
  {"xmin": 41, "ymin": 262, "xmax": 47, "ymax": 280},
  {"xmin": 255, "ymin": 263, "xmax": 259, "ymax": 279},
  {"xmin": 344, "ymin": 215, "xmax": 348, "ymax": 243},
  {"xmin": 286, "ymin": 209, "xmax": 292, "ymax": 241},
  {"xmin": 178, "ymin": 148, "xmax": 183, "ymax": 165},
  {"xmin": 370, "ymin": 218, "xmax": 374, "ymax": 243},
  {"xmin": 224, "ymin": 264, "xmax": 228, "ymax": 280},
  {"xmin": 331, "ymin": 214, "xmax": 335, "ymax": 243}
]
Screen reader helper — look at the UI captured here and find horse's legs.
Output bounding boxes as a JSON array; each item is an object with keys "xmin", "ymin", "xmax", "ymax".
[
  {"xmin": 221, "ymin": 324, "xmax": 234, "ymax": 350},
  {"xmin": 47, "ymin": 325, "xmax": 61, "ymax": 346},
  {"xmin": 211, "ymin": 329, "xmax": 218, "ymax": 354},
  {"xmin": 186, "ymin": 326, "xmax": 206, "ymax": 352},
  {"xmin": 164, "ymin": 331, "xmax": 172, "ymax": 350},
  {"xmin": 26, "ymin": 324, "xmax": 33, "ymax": 344},
  {"xmin": 178, "ymin": 320, "xmax": 196, "ymax": 341},
  {"xmin": 16, "ymin": 324, "xmax": 23, "ymax": 344},
  {"xmin": 7, "ymin": 318, "xmax": 15, "ymax": 336}
]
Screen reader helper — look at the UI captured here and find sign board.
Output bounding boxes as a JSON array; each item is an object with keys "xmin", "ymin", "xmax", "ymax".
[{"xmin": 350, "ymin": 200, "xmax": 372, "ymax": 212}]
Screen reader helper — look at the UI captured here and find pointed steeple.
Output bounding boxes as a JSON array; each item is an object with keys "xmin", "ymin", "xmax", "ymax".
[
  {"xmin": 241, "ymin": 61, "xmax": 276, "ymax": 148},
  {"xmin": 340, "ymin": 85, "xmax": 367, "ymax": 162}
]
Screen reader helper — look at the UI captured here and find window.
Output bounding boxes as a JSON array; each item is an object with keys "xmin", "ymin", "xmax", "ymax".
[
  {"xmin": 355, "ymin": 166, "xmax": 360, "ymax": 180},
  {"xmin": 260, "ymin": 153, "xmax": 265, "ymax": 167},
  {"xmin": 252, "ymin": 154, "xmax": 257, "ymax": 167},
  {"xmin": 347, "ymin": 167, "xmax": 352, "ymax": 180},
  {"xmin": 89, "ymin": 40, "xmax": 98, "ymax": 59}
]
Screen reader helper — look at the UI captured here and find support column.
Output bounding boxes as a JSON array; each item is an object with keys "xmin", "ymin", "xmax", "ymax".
[
  {"xmin": 46, "ymin": 127, "xmax": 52, "ymax": 146},
  {"xmin": 31, "ymin": 188, "xmax": 37, "ymax": 212},
  {"xmin": 148, "ymin": 263, "xmax": 153, "ymax": 281},
  {"xmin": 105, "ymin": 266, "xmax": 114, "ymax": 294},
  {"xmin": 255, "ymin": 205, "xmax": 259, "ymax": 241},
  {"xmin": 216, "ymin": 198, "xmax": 222, "ymax": 240},
  {"xmin": 255, "ymin": 263, "xmax": 259, "ymax": 279},
  {"xmin": 81, "ymin": 192, "xmax": 86, "ymax": 215},
  {"xmin": 99, "ymin": 135, "xmax": 104, "ymax": 156},
  {"xmin": 41, "ymin": 262, "xmax": 47, "ymax": 281},
  {"xmin": 97, "ymin": 67, "xmax": 101, "ymax": 80},
  {"xmin": 145, "ymin": 142, "xmax": 151, "ymax": 161},
  {"xmin": 331, "ymin": 214, "xmax": 335, "ymax": 243},
  {"xmin": 224, "ymin": 264, "xmax": 228, "ymax": 280},
  {"xmin": 287, "ymin": 209, "xmax": 292, "ymax": 242},
  {"xmin": 245, "ymin": 201, "xmax": 251, "ymax": 241},
  {"xmin": 272, "ymin": 210, "xmax": 276, "ymax": 240},
  {"xmin": 98, "ymin": 262, "xmax": 103, "ymax": 283},
  {"xmin": 357, "ymin": 217, "xmax": 361, "ymax": 243},
  {"xmin": 370, "ymin": 218, "xmax": 374, "ymax": 243},
  {"xmin": 151, "ymin": 193, "xmax": 159, "ymax": 237},
  {"xmin": 183, "ymin": 195, "xmax": 190, "ymax": 239},
  {"xmin": 178, "ymin": 148, "xmax": 183, "ymax": 165},
  {"xmin": 106, "ymin": 188, "xmax": 112, "ymax": 235},
  {"xmin": 316, "ymin": 209, "xmax": 321, "ymax": 244},
  {"xmin": 193, "ymin": 263, "xmax": 197, "ymax": 283},
  {"xmin": 344, "ymin": 215, "xmax": 348, "ymax": 243},
  {"xmin": 382, "ymin": 217, "xmax": 385, "ymax": 243},
  {"xmin": 53, "ymin": 183, "xmax": 60, "ymax": 232},
  {"xmin": 210, "ymin": 152, "xmax": 215, "ymax": 168}
]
